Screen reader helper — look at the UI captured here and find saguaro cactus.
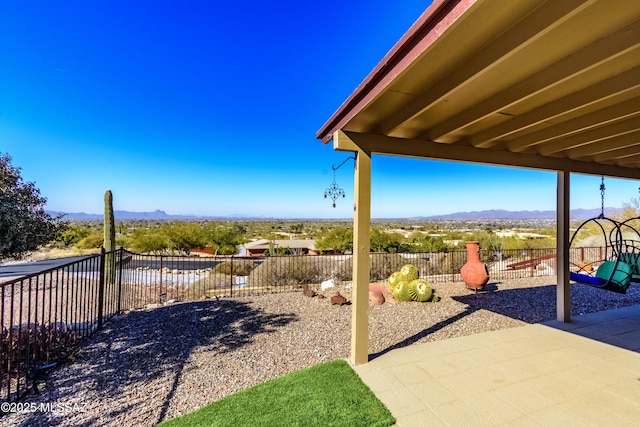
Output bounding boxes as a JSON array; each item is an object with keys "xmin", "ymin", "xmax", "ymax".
[
  {"xmin": 103, "ymin": 189, "xmax": 116, "ymax": 284},
  {"xmin": 104, "ymin": 190, "xmax": 115, "ymax": 251}
]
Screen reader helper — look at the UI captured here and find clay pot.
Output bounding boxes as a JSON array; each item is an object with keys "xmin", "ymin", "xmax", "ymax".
[{"xmin": 460, "ymin": 241, "xmax": 489, "ymax": 291}]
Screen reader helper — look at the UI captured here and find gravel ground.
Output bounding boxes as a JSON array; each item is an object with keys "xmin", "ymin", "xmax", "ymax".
[{"xmin": 4, "ymin": 276, "xmax": 640, "ymax": 426}]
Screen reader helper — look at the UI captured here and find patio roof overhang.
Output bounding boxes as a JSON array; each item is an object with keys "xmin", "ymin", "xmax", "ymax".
[
  {"xmin": 316, "ymin": 0, "xmax": 640, "ymax": 365},
  {"xmin": 317, "ymin": 0, "xmax": 640, "ymax": 178}
]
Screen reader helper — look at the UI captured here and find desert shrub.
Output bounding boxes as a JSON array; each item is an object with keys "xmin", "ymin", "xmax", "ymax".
[
  {"xmin": 1, "ymin": 323, "xmax": 78, "ymax": 371},
  {"xmin": 479, "ymin": 249, "xmax": 497, "ymax": 264},
  {"xmin": 333, "ymin": 252, "xmax": 468, "ymax": 281},
  {"xmin": 54, "ymin": 224, "xmax": 91, "ymax": 248},
  {"xmin": 418, "ymin": 252, "xmax": 465, "ymax": 276},
  {"xmin": 247, "ymin": 256, "xmax": 322, "ymax": 288},
  {"xmin": 262, "ymin": 246, "xmax": 291, "ymax": 256},
  {"xmin": 334, "ymin": 257, "xmax": 352, "ymax": 281},
  {"xmin": 184, "ymin": 273, "xmax": 232, "ymax": 300},
  {"xmin": 311, "ymin": 255, "xmax": 341, "ymax": 279},
  {"xmin": 370, "ymin": 253, "xmax": 411, "ymax": 280},
  {"xmin": 212, "ymin": 259, "xmax": 257, "ymax": 276},
  {"xmin": 76, "ymin": 232, "xmax": 104, "ymax": 249},
  {"xmin": 335, "ymin": 253, "xmax": 409, "ymax": 281}
]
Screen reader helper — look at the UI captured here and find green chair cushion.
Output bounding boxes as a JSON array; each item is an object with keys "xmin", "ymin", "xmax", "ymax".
[{"xmin": 594, "ymin": 260, "xmax": 632, "ymax": 293}]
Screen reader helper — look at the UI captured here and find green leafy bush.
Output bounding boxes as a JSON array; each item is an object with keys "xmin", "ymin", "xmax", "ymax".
[
  {"xmin": 247, "ymin": 256, "xmax": 322, "ymax": 288},
  {"xmin": 76, "ymin": 232, "xmax": 104, "ymax": 249},
  {"xmin": 335, "ymin": 253, "xmax": 415, "ymax": 281}
]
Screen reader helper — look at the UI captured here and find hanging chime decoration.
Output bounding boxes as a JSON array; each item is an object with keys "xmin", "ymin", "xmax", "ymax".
[
  {"xmin": 324, "ymin": 170, "xmax": 345, "ymax": 208},
  {"xmin": 323, "ymin": 156, "xmax": 355, "ymax": 208}
]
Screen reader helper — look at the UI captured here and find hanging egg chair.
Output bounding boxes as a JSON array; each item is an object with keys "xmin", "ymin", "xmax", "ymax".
[
  {"xmin": 615, "ymin": 214, "xmax": 640, "ymax": 284},
  {"xmin": 569, "ymin": 177, "xmax": 631, "ymax": 294}
]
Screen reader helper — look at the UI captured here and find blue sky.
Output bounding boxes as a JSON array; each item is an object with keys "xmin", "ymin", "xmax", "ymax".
[{"xmin": 1, "ymin": 1, "xmax": 639, "ymax": 219}]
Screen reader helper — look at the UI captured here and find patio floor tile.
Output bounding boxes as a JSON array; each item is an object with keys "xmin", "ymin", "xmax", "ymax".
[{"xmin": 353, "ymin": 305, "xmax": 640, "ymax": 427}]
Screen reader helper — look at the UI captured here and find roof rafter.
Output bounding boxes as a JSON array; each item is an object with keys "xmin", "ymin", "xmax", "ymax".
[
  {"xmin": 466, "ymin": 65, "xmax": 640, "ymax": 148},
  {"xmin": 505, "ymin": 97, "xmax": 640, "ymax": 152},
  {"xmin": 541, "ymin": 114, "xmax": 640, "ymax": 155},
  {"xmin": 428, "ymin": 19, "xmax": 640, "ymax": 143},
  {"xmin": 318, "ymin": 0, "xmax": 640, "ymax": 183},
  {"xmin": 379, "ymin": 0, "xmax": 590, "ymax": 137},
  {"xmin": 334, "ymin": 130, "xmax": 640, "ymax": 179}
]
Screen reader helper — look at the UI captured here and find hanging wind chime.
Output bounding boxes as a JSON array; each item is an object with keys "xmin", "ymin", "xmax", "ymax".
[{"xmin": 324, "ymin": 156, "xmax": 355, "ymax": 208}]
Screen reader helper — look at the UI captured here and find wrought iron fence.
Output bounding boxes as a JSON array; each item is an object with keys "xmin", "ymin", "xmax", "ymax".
[
  {"xmin": 1, "ymin": 249, "xmax": 124, "ymax": 403},
  {"xmin": 1, "ymin": 245, "xmax": 597, "ymax": 402}
]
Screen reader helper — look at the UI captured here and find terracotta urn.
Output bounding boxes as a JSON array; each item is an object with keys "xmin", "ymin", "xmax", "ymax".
[{"xmin": 460, "ymin": 241, "xmax": 490, "ymax": 291}]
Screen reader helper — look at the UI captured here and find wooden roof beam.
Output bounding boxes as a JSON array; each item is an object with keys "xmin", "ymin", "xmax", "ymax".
[
  {"xmin": 335, "ymin": 130, "xmax": 640, "ymax": 179},
  {"xmin": 428, "ymin": 19, "xmax": 640, "ymax": 144},
  {"xmin": 602, "ymin": 148, "xmax": 640, "ymax": 167},
  {"xmin": 379, "ymin": 0, "xmax": 590, "ymax": 137},
  {"xmin": 541, "ymin": 115, "xmax": 640, "ymax": 155},
  {"xmin": 586, "ymin": 132, "xmax": 640, "ymax": 162},
  {"xmin": 566, "ymin": 132, "xmax": 640, "ymax": 162},
  {"xmin": 464, "ymin": 65, "xmax": 640, "ymax": 149},
  {"xmin": 505, "ymin": 97, "xmax": 640, "ymax": 152}
]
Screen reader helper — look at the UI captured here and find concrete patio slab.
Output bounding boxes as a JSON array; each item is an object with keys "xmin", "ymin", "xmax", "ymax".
[{"xmin": 354, "ymin": 305, "xmax": 640, "ymax": 426}]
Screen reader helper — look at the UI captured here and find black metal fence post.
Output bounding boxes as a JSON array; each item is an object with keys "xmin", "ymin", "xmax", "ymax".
[
  {"xmin": 230, "ymin": 256, "xmax": 234, "ymax": 298},
  {"xmin": 98, "ymin": 248, "xmax": 106, "ymax": 330},
  {"xmin": 116, "ymin": 248, "xmax": 123, "ymax": 314},
  {"xmin": 159, "ymin": 255, "xmax": 163, "ymax": 300}
]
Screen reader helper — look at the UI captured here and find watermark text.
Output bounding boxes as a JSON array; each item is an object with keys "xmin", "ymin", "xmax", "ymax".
[{"xmin": 1, "ymin": 401, "xmax": 87, "ymax": 414}]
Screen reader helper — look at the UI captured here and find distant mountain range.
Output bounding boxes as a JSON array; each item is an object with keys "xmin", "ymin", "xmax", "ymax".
[
  {"xmin": 48, "ymin": 208, "xmax": 623, "ymax": 221},
  {"xmin": 48, "ymin": 210, "xmax": 257, "ymax": 221},
  {"xmin": 423, "ymin": 208, "xmax": 623, "ymax": 220}
]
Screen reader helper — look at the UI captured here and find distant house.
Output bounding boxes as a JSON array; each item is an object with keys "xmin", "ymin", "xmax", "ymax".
[
  {"xmin": 243, "ymin": 239, "xmax": 318, "ymax": 256},
  {"xmin": 190, "ymin": 246, "xmax": 215, "ymax": 256}
]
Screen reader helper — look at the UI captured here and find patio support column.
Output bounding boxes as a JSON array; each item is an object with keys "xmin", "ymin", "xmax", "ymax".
[
  {"xmin": 334, "ymin": 130, "xmax": 372, "ymax": 364},
  {"xmin": 351, "ymin": 148, "xmax": 372, "ymax": 365},
  {"xmin": 557, "ymin": 171, "xmax": 571, "ymax": 322}
]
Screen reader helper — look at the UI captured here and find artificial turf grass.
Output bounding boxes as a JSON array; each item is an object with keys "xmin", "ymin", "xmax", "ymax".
[{"xmin": 157, "ymin": 359, "xmax": 396, "ymax": 427}]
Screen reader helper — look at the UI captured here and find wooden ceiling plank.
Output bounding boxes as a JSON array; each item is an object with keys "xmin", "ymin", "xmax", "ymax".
[
  {"xmin": 505, "ymin": 98, "xmax": 640, "ymax": 152},
  {"xmin": 540, "ymin": 114, "xmax": 640, "ymax": 155},
  {"xmin": 565, "ymin": 133, "xmax": 640, "ymax": 160},
  {"xmin": 469, "ymin": 82, "xmax": 640, "ymax": 148},
  {"xmin": 586, "ymin": 132, "xmax": 640, "ymax": 160},
  {"xmin": 427, "ymin": 19, "xmax": 640, "ymax": 142},
  {"xmin": 601, "ymin": 149, "xmax": 640, "ymax": 166},
  {"xmin": 465, "ymin": 66, "xmax": 640, "ymax": 150},
  {"xmin": 379, "ymin": 0, "xmax": 590, "ymax": 136}
]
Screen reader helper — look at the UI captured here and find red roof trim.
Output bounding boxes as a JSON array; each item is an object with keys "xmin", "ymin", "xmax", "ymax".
[{"xmin": 316, "ymin": 0, "xmax": 476, "ymax": 143}]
